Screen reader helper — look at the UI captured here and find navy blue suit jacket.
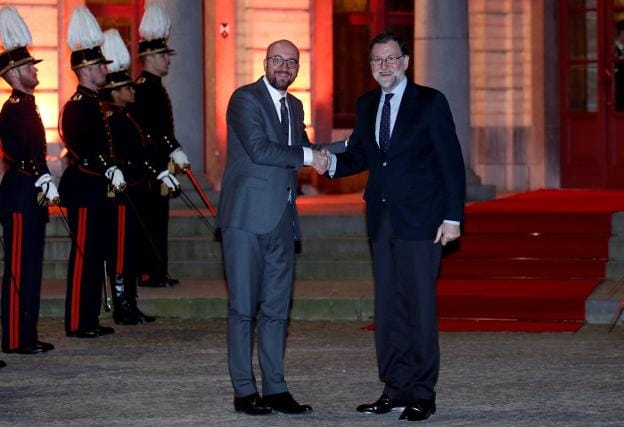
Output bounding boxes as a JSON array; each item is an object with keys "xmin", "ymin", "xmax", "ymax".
[{"xmin": 334, "ymin": 81, "xmax": 465, "ymax": 240}]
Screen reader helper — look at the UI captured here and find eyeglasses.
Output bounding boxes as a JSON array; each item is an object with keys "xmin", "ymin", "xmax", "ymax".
[
  {"xmin": 369, "ymin": 55, "xmax": 404, "ymax": 66},
  {"xmin": 266, "ymin": 55, "xmax": 299, "ymax": 69}
]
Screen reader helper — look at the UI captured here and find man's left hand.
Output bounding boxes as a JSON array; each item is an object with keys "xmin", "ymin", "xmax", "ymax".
[{"xmin": 434, "ymin": 222, "xmax": 461, "ymax": 246}]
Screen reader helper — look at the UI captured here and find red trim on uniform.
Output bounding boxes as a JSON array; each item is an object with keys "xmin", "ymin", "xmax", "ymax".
[
  {"xmin": 70, "ymin": 208, "xmax": 88, "ymax": 331},
  {"xmin": 116, "ymin": 204, "xmax": 126, "ymax": 274},
  {"xmin": 9, "ymin": 212, "xmax": 23, "ymax": 350}
]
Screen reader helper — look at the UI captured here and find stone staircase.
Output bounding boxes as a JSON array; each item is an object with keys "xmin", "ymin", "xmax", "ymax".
[{"xmin": 1, "ymin": 205, "xmax": 375, "ymax": 283}]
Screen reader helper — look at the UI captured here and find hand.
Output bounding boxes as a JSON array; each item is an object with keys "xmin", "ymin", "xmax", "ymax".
[
  {"xmin": 105, "ymin": 166, "xmax": 127, "ymax": 193},
  {"xmin": 312, "ymin": 149, "xmax": 331, "ymax": 174},
  {"xmin": 171, "ymin": 148, "xmax": 190, "ymax": 171},
  {"xmin": 34, "ymin": 174, "xmax": 60, "ymax": 206},
  {"xmin": 434, "ymin": 222, "xmax": 461, "ymax": 246},
  {"xmin": 157, "ymin": 169, "xmax": 181, "ymax": 197}
]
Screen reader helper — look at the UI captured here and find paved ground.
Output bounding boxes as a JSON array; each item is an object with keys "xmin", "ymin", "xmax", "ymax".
[{"xmin": 1, "ymin": 319, "xmax": 623, "ymax": 426}]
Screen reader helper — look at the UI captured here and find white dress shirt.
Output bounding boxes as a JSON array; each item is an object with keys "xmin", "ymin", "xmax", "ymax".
[{"xmin": 262, "ymin": 76, "xmax": 313, "ymax": 164}]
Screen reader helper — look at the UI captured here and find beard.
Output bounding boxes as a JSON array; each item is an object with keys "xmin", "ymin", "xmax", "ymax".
[{"xmin": 267, "ymin": 72, "xmax": 293, "ymax": 91}]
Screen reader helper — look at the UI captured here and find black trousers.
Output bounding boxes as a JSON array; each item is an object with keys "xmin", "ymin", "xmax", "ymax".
[
  {"xmin": 64, "ymin": 205, "xmax": 111, "ymax": 333},
  {"xmin": 139, "ymin": 180, "xmax": 169, "ymax": 281},
  {"xmin": 1, "ymin": 210, "xmax": 46, "ymax": 351},
  {"xmin": 109, "ymin": 190, "xmax": 142, "ymax": 280},
  {"xmin": 371, "ymin": 209, "xmax": 442, "ymax": 402}
]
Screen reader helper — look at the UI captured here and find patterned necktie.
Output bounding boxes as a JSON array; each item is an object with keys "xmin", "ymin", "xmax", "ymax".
[
  {"xmin": 379, "ymin": 93, "xmax": 394, "ymax": 152},
  {"xmin": 279, "ymin": 97, "xmax": 289, "ymax": 145}
]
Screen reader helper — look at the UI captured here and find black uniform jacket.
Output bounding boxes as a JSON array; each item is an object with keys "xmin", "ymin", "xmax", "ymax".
[
  {"xmin": 107, "ymin": 105, "xmax": 154, "ymax": 186},
  {"xmin": 334, "ymin": 81, "xmax": 466, "ymax": 240},
  {"xmin": 128, "ymin": 71, "xmax": 180, "ymax": 172},
  {"xmin": 58, "ymin": 86, "xmax": 114, "ymax": 208},
  {"xmin": 0, "ymin": 89, "xmax": 49, "ymax": 217}
]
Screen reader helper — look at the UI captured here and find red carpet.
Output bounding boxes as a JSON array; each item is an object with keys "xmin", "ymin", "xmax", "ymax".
[{"xmin": 438, "ymin": 189, "xmax": 618, "ymax": 332}]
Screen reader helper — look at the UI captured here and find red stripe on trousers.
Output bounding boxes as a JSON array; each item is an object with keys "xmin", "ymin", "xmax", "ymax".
[
  {"xmin": 70, "ymin": 208, "xmax": 87, "ymax": 331},
  {"xmin": 9, "ymin": 213, "xmax": 22, "ymax": 350},
  {"xmin": 116, "ymin": 204, "xmax": 126, "ymax": 274}
]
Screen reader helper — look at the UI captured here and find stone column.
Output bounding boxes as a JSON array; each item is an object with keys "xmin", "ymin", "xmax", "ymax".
[
  {"xmin": 413, "ymin": 0, "xmax": 495, "ymax": 200},
  {"xmin": 163, "ymin": 0, "xmax": 205, "ymax": 173}
]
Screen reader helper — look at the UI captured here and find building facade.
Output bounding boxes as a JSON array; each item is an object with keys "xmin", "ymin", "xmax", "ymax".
[{"xmin": 2, "ymin": 0, "xmax": 618, "ymax": 194}]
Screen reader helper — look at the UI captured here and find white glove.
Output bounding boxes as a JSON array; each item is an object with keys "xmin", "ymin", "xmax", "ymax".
[
  {"xmin": 105, "ymin": 166, "xmax": 126, "ymax": 192},
  {"xmin": 170, "ymin": 148, "xmax": 189, "ymax": 170},
  {"xmin": 35, "ymin": 174, "xmax": 60, "ymax": 205},
  {"xmin": 157, "ymin": 170, "xmax": 181, "ymax": 189}
]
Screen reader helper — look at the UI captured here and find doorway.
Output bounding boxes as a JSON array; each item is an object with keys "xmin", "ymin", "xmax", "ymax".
[{"xmin": 560, "ymin": 0, "xmax": 624, "ymax": 187}]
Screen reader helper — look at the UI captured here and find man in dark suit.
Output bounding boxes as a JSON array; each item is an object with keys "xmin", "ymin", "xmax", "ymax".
[
  {"xmin": 217, "ymin": 39, "xmax": 332, "ymax": 416},
  {"xmin": 323, "ymin": 32, "xmax": 465, "ymax": 422}
]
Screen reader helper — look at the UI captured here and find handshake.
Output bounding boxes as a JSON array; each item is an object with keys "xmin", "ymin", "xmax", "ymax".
[{"xmin": 311, "ymin": 149, "xmax": 332, "ymax": 175}]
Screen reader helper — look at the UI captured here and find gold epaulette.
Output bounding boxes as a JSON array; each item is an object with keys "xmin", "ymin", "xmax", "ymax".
[
  {"xmin": 105, "ymin": 111, "xmax": 113, "ymax": 118},
  {"xmin": 8, "ymin": 96, "xmax": 19, "ymax": 104},
  {"xmin": 137, "ymin": 77, "xmax": 146, "ymax": 84},
  {"xmin": 71, "ymin": 93, "xmax": 83, "ymax": 101}
]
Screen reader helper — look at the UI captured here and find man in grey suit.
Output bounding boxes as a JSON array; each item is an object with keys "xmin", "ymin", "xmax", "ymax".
[{"xmin": 217, "ymin": 39, "xmax": 332, "ymax": 416}]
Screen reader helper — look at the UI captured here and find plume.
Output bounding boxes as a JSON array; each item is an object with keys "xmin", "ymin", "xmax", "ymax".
[
  {"xmin": 67, "ymin": 6, "xmax": 103, "ymax": 51},
  {"xmin": 0, "ymin": 6, "xmax": 32, "ymax": 50},
  {"xmin": 102, "ymin": 29, "xmax": 130, "ymax": 73},
  {"xmin": 139, "ymin": 1, "xmax": 170, "ymax": 41}
]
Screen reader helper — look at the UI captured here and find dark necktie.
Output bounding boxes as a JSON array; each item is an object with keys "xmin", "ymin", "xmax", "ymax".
[
  {"xmin": 379, "ymin": 93, "xmax": 394, "ymax": 152},
  {"xmin": 279, "ymin": 97, "xmax": 289, "ymax": 145}
]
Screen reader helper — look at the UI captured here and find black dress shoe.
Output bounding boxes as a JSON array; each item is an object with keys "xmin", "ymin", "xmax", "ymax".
[
  {"xmin": 0, "ymin": 360, "xmax": 6, "ymax": 368},
  {"xmin": 96, "ymin": 325, "xmax": 115, "ymax": 336},
  {"xmin": 262, "ymin": 392, "xmax": 312, "ymax": 414},
  {"xmin": 138, "ymin": 279, "xmax": 169, "ymax": 288},
  {"xmin": 7, "ymin": 345, "xmax": 44, "ymax": 355},
  {"xmin": 234, "ymin": 393, "xmax": 274, "ymax": 416},
  {"xmin": 134, "ymin": 308, "xmax": 156, "ymax": 323},
  {"xmin": 356, "ymin": 394, "xmax": 408, "ymax": 414},
  {"xmin": 66, "ymin": 330, "xmax": 98, "ymax": 338},
  {"xmin": 36, "ymin": 341, "xmax": 55, "ymax": 352},
  {"xmin": 399, "ymin": 400, "xmax": 436, "ymax": 421},
  {"xmin": 66, "ymin": 326, "xmax": 114, "ymax": 338}
]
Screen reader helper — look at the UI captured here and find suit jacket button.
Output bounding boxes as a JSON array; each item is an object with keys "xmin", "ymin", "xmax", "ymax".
[
  {"xmin": 381, "ymin": 197, "xmax": 387, "ymax": 203},
  {"xmin": 382, "ymin": 161, "xmax": 387, "ymax": 167}
]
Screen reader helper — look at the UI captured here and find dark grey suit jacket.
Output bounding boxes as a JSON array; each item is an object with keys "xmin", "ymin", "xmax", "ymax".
[{"xmin": 217, "ymin": 78, "xmax": 312, "ymax": 236}]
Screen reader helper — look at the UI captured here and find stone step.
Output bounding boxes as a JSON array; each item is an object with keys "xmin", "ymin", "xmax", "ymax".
[
  {"xmin": 36, "ymin": 279, "xmax": 376, "ymax": 321},
  {"xmin": 33, "ymin": 278, "xmax": 622, "ymax": 326},
  {"xmin": 2, "ymin": 256, "xmax": 375, "ymax": 281},
  {"xmin": 36, "ymin": 211, "xmax": 368, "ymax": 238},
  {"xmin": 37, "ymin": 235, "xmax": 372, "ymax": 261}
]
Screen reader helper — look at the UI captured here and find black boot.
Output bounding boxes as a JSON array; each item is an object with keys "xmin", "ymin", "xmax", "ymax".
[
  {"xmin": 128, "ymin": 278, "xmax": 156, "ymax": 323},
  {"xmin": 112, "ymin": 275, "xmax": 140, "ymax": 325}
]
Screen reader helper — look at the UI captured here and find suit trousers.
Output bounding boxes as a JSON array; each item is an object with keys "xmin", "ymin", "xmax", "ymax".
[
  {"xmin": 1, "ymin": 210, "xmax": 46, "ymax": 351},
  {"xmin": 371, "ymin": 208, "xmax": 442, "ymax": 402},
  {"xmin": 221, "ymin": 204, "xmax": 295, "ymax": 397}
]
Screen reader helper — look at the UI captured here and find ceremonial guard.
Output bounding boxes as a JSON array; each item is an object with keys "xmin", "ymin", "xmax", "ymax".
[
  {"xmin": 100, "ymin": 29, "xmax": 174, "ymax": 324},
  {"xmin": 0, "ymin": 6, "xmax": 56, "ymax": 356},
  {"xmin": 129, "ymin": 2, "xmax": 188, "ymax": 288},
  {"xmin": 59, "ymin": 6, "xmax": 123, "ymax": 338}
]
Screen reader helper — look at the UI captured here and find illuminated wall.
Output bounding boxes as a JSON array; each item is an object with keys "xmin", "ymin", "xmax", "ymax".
[
  {"xmin": 469, "ymin": 0, "xmax": 545, "ymax": 190},
  {"xmin": 0, "ymin": 0, "xmax": 61, "ymax": 168},
  {"xmin": 236, "ymin": 0, "xmax": 313, "ymax": 131}
]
